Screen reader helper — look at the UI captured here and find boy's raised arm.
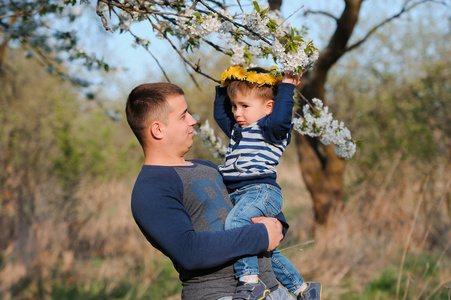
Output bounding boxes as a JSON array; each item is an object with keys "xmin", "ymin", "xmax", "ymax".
[{"xmin": 213, "ymin": 85, "xmax": 235, "ymax": 138}]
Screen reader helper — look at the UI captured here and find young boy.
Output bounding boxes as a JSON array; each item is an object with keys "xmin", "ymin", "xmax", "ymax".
[{"xmin": 214, "ymin": 66, "xmax": 322, "ymax": 300}]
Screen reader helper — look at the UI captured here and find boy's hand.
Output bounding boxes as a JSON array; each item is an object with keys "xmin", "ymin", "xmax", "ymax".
[
  {"xmin": 252, "ymin": 217, "xmax": 283, "ymax": 251},
  {"xmin": 282, "ymin": 72, "xmax": 301, "ymax": 86}
]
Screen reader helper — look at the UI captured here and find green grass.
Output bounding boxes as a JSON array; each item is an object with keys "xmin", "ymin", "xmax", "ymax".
[
  {"xmin": 337, "ymin": 251, "xmax": 451, "ymax": 300},
  {"xmin": 11, "ymin": 260, "xmax": 182, "ymax": 300}
]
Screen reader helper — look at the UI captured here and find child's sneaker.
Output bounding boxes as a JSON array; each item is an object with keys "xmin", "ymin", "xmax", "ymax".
[
  {"xmin": 297, "ymin": 282, "xmax": 322, "ymax": 300},
  {"xmin": 232, "ymin": 278, "xmax": 270, "ymax": 300}
]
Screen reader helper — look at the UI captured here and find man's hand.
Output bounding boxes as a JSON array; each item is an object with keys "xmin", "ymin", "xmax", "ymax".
[
  {"xmin": 282, "ymin": 72, "xmax": 301, "ymax": 86},
  {"xmin": 252, "ymin": 217, "xmax": 283, "ymax": 252}
]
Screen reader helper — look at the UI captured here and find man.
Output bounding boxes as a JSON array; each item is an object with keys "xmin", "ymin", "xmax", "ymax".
[{"xmin": 126, "ymin": 82, "xmax": 293, "ymax": 299}]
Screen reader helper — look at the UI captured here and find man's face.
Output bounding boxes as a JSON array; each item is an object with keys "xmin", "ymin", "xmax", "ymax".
[{"xmin": 164, "ymin": 94, "xmax": 197, "ymax": 155}]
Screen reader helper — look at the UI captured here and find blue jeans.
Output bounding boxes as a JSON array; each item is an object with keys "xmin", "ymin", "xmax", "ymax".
[
  {"xmin": 271, "ymin": 249, "xmax": 304, "ymax": 294},
  {"xmin": 224, "ymin": 184, "xmax": 304, "ymax": 294}
]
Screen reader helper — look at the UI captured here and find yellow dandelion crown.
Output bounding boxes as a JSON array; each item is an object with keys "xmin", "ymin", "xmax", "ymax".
[{"xmin": 221, "ymin": 65, "xmax": 283, "ymax": 87}]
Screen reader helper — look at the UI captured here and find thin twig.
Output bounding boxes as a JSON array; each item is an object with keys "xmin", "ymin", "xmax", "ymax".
[
  {"xmin": 396, "ymin": 176, "xmax": 429, "ymax": 298},
  {"xmin": 346, "ymin": 0, "xmax": 444, "ymax": 52},
  {"xmin": 368, "ymin": 152, "xmax": 402, "ymax": 222},
  {"xmin": 424, "ymin": 278, "xmax": 451, "ymax": 300},
  {"xmin": 277, "ymin": 240, "xmax": 315, "ymax": 252},
  {"xmin": 198, "ymin": 0, "xmax": 273, "ymax": 45},
  {"xmin": 304, "ymin": 9, "xmax": 339, "ymax": 22},
  {"xmin": 127, "ymin": 29, "xmax": 172, "ymax": 83},
  {"xmin": 402, "ymin": 273, "xmax": 411, "ymax": 300},
  {"xmin": 293, "ymin": 88, "xmax": 317, "ymax": 117},
  {"xmin": 282, "ymin": 5, "xmax": 304, "ymax": 25}
]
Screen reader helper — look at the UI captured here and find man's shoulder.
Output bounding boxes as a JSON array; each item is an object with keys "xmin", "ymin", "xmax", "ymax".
[
  {"xmin": 189, "ymin": 159, "xmax": 218, "ymax": 169},
  {"xmin": 136, "ymin": 165, "xmax": 180, "ymax": 182},
  {"xmin": 133, "ymin": 166, "xmax": 183, "ymax": 196},
  {"xmin": 133, "ymin": 161, "xmax": 219, "ymax": 192}
]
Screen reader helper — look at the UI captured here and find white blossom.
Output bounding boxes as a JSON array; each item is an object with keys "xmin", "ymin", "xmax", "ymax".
[
  {"xmin": 242, "ymin": 11, "xmax": 271, "ymax": 39},
  {"xmin": 231, "ymin": 43, "xmax": 246, "ymax": 65},
  {"xmin": 137, "ymin": 38, "xmax": 148, "ymax": 45},
  {"xmin": 293, "ymin": 98, "xmax": 356, "ymax": 159},
  {"xmin": 168, "ymin": 3, "xmax": 318, "ymax": 71},
  {"xmin": 272, "ymin": 39, "xmax": 285, "ymax": 58},
  {"xmin": 196, "ymin": 120, "xmax": 227, "ymax": 160},
  {"xmin": 197, "ymin": 15, "xmax": 222, "ymax": 36}
]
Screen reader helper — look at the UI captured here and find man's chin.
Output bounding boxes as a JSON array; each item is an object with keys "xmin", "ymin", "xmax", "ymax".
[{"xmin": 186, "ymin": 140, "xmax": 194, "ymax": 150}]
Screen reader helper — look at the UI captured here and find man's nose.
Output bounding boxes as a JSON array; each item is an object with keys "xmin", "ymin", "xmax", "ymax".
[{"xmin": 187, "ymin": 113, "xmax": 197, "ymax": 125}]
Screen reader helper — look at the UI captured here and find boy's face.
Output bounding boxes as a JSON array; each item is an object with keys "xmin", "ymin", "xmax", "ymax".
[{"xmin": 230, "ymin": 90, "xmax": 274, "ymax": 128}]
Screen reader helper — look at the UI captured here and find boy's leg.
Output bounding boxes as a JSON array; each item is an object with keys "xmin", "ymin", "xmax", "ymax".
[
  {"xmin": 225, "ymin": 184, "xmax": 284, "ymax": 279},
  {"xmin": 225, "ymin": 184, "xmax": 283, "ymax": 300},
  {"xmin": 271, "ymin": 250, "xmax": 304, "ymax": 295},
  {"xmin": 271, "ymin": 250, "xmax": 322, "ymax": 300},
  {"xmin": 225, "ymin": 185, "xmax": 264, "ymax": 279},
  {"xmin": 272, "ymin": 251, "xmax": 322, "ymax": 300}
]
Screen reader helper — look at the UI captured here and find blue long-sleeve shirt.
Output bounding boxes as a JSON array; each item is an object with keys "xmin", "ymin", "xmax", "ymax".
[
  {"xmin": 214, "ymin": 83, "xmax": 295, "ymax": 191},
  {"xmin": 130, "ymin": 159, "xmax": 286, "ymax": 299}
]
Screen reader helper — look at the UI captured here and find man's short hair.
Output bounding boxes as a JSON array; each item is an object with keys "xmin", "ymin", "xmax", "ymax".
[
  {"xmin": 126, "ymin": 82, "xmax": 184, "ymax": 146},
  {"xmin": 227, "ymin": 67, "xmax": 277, "ymax": 102}
]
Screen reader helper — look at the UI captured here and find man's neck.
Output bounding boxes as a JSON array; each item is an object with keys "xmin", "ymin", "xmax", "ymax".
[{"xmin": 144, "ymin": 155, "xmax": 192, "ymax": 166}]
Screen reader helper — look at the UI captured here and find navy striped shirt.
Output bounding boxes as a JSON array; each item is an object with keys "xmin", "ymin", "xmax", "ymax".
[{"xmin": 214, "ymin": 83, "xmax": 295, "ymax": 191}]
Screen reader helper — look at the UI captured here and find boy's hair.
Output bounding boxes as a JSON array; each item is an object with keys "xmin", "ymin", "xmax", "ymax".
[
  {"xmin": 126, "ymin": 82, "xmax": 184, "ymax": 146},
  {"xmin": 227, "ymin": 67, "xmax": 278, "ymax": 102}
]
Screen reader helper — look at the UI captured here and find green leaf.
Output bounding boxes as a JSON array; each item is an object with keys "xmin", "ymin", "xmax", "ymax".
[
  {"xmin": 278, "ymin": 36, "xmax": 289, "ymax": 42},
  {"xmin": 193, "ymin": 13, "xmax": 202, "ymax": 22},
  {"xmin": 244, "ymin": 53, "xmax": 252, "ymax": 65},
  {"xmin": 253, "ymin": 1, "xmax": 260, "ymax": 12},
  {"xmin": 63, "ymin": 0, "xmax": 77, "ymax": 5},
  {"xmin": 165, "ymin": 27, "xmax": 174, "ymax": 36},
  {"xmin": 267, "ymin": 19, "xmax": 278, "ymax": 31}
]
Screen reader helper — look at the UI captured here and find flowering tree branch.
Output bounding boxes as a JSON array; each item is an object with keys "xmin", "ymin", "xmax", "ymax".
[
  {"xmin": 96, "ymin": 0, "xmax": 319, "ymax": 78},
  {"xmin": 93, "ymin": 0, "xmax": 357, "ymax": 159}
]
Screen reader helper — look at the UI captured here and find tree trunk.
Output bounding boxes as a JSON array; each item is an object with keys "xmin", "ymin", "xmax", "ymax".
[
  {"xmin": 268, "ymin": 0, "xmax": 282, "ymax": 11},
  {"xmin": 294, "ymin": 127, "xmax": 346, "ymax": 225},
  {"xmin": 295, "ymin": 0, "xmax": 364, "ymax": 225},
  {"xmin": 0, "ymin": 13, "xmax": 19, "ymax": 71}
]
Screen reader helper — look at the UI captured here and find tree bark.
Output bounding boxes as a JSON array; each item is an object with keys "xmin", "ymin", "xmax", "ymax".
[
  {"xmin": 295, "ymin": 0, "xmax": 364, "ymax": 225},
  {"xmin": 268, "ymin": 0, "xmax": 283, "ymax": 11}
]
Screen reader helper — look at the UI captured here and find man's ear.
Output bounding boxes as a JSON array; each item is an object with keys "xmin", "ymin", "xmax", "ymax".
[
  {"xmin": 265, "ymin": 100, "xmax": 274, "ymax": 115},
  {"xmin": 150, "ymin": 121, "xmax": 165, "ymax": 140}
]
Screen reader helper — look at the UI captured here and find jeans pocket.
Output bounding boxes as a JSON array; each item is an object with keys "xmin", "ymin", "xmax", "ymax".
[{"xmin": 264, "ymin": 185, "xmax": 283, "ymax": 217}]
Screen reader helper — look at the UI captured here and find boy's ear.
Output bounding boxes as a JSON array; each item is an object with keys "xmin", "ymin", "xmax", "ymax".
[
  {"xmin": 265, "ymin": 100, "xmax": 274, "ymax": 114},
  {"xmin": 150, "ymin": 121, "xmax": 165, "ymax": 140}
]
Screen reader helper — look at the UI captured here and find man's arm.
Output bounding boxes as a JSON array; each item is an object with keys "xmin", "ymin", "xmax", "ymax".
[
  {"xmin": 252, "ymin": 217, "xmax": 284, "ymax": 251},
  {"xmin": 131, "ymin": 173, "xmax": 282, "ymax": 271}
]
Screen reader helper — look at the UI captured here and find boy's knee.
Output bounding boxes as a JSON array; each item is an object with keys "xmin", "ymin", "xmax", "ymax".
[{"xmin": 225, "ymin": 215, "xmax": 246, "ymax": 230}]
